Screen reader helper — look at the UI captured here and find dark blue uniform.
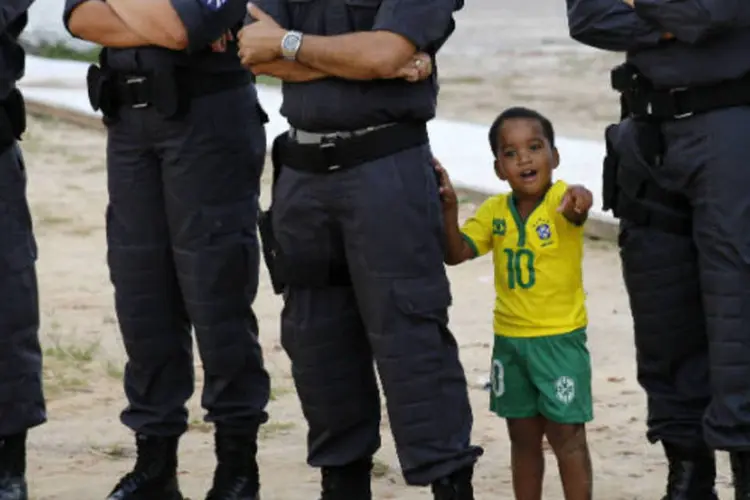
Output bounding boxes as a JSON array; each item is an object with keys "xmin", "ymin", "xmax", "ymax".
[
  {"xmin": 62, "ymin": 0, "xmax": 270, "ymax": 498},
  {"xmin": 567, "ymin": 1, "xmax": 750, "ymax": 497},
  {"xmin": 0, "ymin": 1, "xmax": 46, "ymax": 498},
  {"xmin": 254, "ymin": 1, "xmax": 481, "ymax": 499}
]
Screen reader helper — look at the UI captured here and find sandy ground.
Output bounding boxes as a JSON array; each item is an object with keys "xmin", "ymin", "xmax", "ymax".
[
  {"xmin": 14, "ymin": 0, "xmax": 732, "ymax": 498},
  {"xmin": 19, "ymin": 115, "xmax": 733, "ymax": 500}
]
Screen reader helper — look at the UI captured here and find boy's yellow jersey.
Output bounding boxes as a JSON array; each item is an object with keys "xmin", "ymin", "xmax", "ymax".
[{"xmin": 460, "ymin": 180, "xmax": 587, "ymax": 338}]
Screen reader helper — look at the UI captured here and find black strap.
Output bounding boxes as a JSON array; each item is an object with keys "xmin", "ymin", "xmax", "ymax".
[
  {"xmin": 612, "ymin": 63, "xmax": 750, "ymax": 120},
  {"xmin": 279, "ymin": 122, "xmax": 429, "ymax": 174}
]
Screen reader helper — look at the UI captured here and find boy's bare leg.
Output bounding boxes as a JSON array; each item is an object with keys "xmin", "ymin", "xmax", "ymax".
[
  {"xmin": 507, "ymin": 417, "xmax": 546, "ymax": 500},
  {"xmin": 544, "ymin": 422, "xmax": 592, "ymax": 500}
]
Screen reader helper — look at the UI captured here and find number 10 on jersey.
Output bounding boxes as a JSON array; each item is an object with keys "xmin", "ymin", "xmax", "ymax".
[{"xmin": 502, "ymin": 248, "xmax": 536, "ymax": 289}]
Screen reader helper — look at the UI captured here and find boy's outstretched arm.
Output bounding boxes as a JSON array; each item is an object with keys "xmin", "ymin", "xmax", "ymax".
[
  {"xmin": 435, "ymin": 160, "xmax": 475, "ymax": 265},
  {"xmin": 557, "ymin": 184, "xmax": 594, "ymax": 226}
]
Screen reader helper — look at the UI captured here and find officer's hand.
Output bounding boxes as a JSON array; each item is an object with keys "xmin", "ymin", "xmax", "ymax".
[
  {"xmin": 433, "ymin": 158, "xmax": 459, "ymax": 212},
  {"xmin": 395, "ymin": 53, "xmax": 432, "ymax": 82},
  {"xmin": 211, "ymin": 30, "xmax": 234, "ymax": 53},
  {"xmin": 238, "ymin": 3, "xmax": 286, "ymax": 66},
  {"xmin": 557, "ymin": 185, "xmax": 593, "ymax": 216},
  {"xmin": 621, "ymin": 0, "xmax": 634, "ymax": 6}
]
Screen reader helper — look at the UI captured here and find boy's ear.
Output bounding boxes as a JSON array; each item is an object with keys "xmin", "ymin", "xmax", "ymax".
[
  {"xmin": 551, "ymin": 147, "xmax": 560, "ymax": 170},
  {"xmin": 494, "ymin": 158, "xmax": 507, "ymax": 180}
]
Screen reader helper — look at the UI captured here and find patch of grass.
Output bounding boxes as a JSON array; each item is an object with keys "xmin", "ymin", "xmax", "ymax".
[
  {"xmin": 104, "ymin": 360, "xmax": 124, "ymax": 380},
  {"xmin": 269, "ymin": 385, "xmax": 294, "ymax": 401},
  {"xmin": 256, "ymin": 75, "xmax": 280, "ymax": 87},
  {"xmin": 29, "ymin": 42, "xmax": 100, "ymax": 64},
  {"xmin": 91, "ymin": 443, "xmax": 133, "ymax": 460},
  {"xmin": 259, "ymin": 420, "xmax": 295, "ymax": 440},
  {"xmin": 371, "ymin": 457, "xmax": 390, "ymax": 478},
  {"xmin": 42, "ymin": 337, "xmax": 101, "ymax": 399},
  {"xmin": 44, "ymin": 337, "xmax": 100, "ymax": 365},
  {"xmin": 188, "ymin": 418, "xmax": 213, "ymax": 434},
  {"xmin": 66, "ymin": 225, "xmax": 100, "ymax": 237}
]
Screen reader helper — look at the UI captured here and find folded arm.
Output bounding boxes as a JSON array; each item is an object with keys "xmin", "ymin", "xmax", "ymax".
[
  {"xmin": 633, "ymin": 0, "xmax": 750, "ymax": 44},
  {"xmin": 64, "ymin": 0, "xmax": 150, "ymax": 48},
  {"xmin": 295, "ymin": 0, "xmax": 458, "ymax": 80},
  {"xmin": 566, "ymin": 0, "xmax": 666, "ymax": 51},
  {"xmin": 1, "ymin": 0, "xmax": 33, "ymax": 34},
  {"xmin": 250, "ymin": 60, "xmax": 327, "ymax": 82}
]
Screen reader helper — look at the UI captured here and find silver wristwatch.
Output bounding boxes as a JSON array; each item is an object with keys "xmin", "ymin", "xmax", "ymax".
[{"xmin": 281, "ymin": 31, "xmax": 304, "ymax": 61}]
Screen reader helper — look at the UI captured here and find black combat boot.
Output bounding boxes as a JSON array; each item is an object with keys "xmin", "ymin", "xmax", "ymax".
[
  {"xmin": 431, "ymin": 465, "xmax": 474, "ymax": 500},
  {"xmin": 318, "ymin": 458, "xmax": 372, "ymax": 500},
  {"xmin": 660, "ymin": 443, "xmax": 718, "ymax": 500},
  {"xmin": 205, "ymin": 429, "xmax": 260, "ymax": 499},
  {"xmin": 731, "ymin": 451, "xmax": 750, "ymax": 500},
  {"xmin": 106, "ymin": 434, "xmax": 183, "ymax": 500},
  {"xmin": 0, "ymin": 432, "xmax": 28, "ymax": 500}
]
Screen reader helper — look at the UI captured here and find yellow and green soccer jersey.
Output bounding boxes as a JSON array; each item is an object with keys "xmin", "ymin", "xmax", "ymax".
[{"xmin": 461, "ymin": 180, "xmax": 587, "ymax": 338}]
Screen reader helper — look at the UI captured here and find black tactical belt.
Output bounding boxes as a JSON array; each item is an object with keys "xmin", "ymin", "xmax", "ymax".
[
  {"xmin": 112, "ymin": 69, "xmax": 251, "ymax": 109},
  {"xmin": 279, "ymin": 122, "xmax": 429, "ymax": 173},
  {"xmin": 612, "ymin": 63, "xmax": 750, "ymax": 120}
]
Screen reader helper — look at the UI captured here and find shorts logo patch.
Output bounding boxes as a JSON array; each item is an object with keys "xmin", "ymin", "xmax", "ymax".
[
  {"xmin": 491, "ymin": 359, "xmax": 505, "ymax": 397},
  {"xmin": 200, "ymin": 0, "xmax": 227, "ymax": 11},
  {"xmin": 554, "ymin": 376, "xmax": 575, "ymax": 404}
]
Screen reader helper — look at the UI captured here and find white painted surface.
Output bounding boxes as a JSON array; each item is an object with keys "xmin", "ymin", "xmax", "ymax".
[{"xmin": 18, "ymin": 56, "xmax": 613, "ymax": 222}]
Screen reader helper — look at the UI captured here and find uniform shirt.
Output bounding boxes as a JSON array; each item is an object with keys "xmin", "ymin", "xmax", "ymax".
[
  {"xmin": 62, "ymin": 0, "xmax": 248, "ymax": 73},
  {"xmin": 566, "ymin": 0, "xmax": 750, "ymax": 88},
  {"xmin": 253, "ymin": 0, "xmax": 462, "ymax": 131},
  {"xmin": 460, "ymin": 180, "xmax": 588, "ymax": 338},
  {"xmin": 0, "ymin": 0, "xmax": 32, "ymax": 99}
]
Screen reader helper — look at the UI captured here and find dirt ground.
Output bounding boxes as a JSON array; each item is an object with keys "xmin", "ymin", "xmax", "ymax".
[
  {"xmin": 17, "ymin": 0, "xmax": 732, "ymax": 498},
  {"xmin": 19, "ymin": 115, "xmax": 732, "ymax": 499}
]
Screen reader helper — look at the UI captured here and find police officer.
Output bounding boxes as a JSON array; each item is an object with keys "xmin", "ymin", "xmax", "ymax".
[
  {"xmin": 0, "ymin": 2, "xmax": 47, "ymax": 498},
  {"xmin": 236, "ymin": 2, "xmax": 482, "ymax": 499},
  {"xmin": 566, "ymin": 1, "xmax": 750, "ymax": 498},
  {"xmin": 63, "ymin": 0, "xmax": 270, "ymax": 497}
]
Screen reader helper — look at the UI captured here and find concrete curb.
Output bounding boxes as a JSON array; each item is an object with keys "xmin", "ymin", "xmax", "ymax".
[{"xmin": 24, "ymin": 97, "xmax": 620, "ymax": 244}]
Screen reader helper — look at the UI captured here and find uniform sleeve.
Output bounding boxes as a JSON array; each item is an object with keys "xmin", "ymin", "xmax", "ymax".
[
  {"xmin": 460, "ymin": 197, "xmax": 496, "ymax": 258},
  {"xmin": 634, "ymin": 0, "xmax": 750, "ymax": 44},
  {"xmin": 372, "ymin": 0, "xmax": 463, "ymax": 53},
  {"xmin": 170, "ymin": 0, "xmax": 248, "ymax": 51},
  {"xmin": 0, "ymin": 0, "xmax": 33, "ymax": 34},
  {"xmin": 566, "ymin": 0, "xmax": 664, "ymax": 51},
  {"xmin": 62, "ymin": 0, "xmax": 87, "ymax": 34},
  {"xmin": 245, "ymin": 0, "xmax": 290, "ymax": 29}
]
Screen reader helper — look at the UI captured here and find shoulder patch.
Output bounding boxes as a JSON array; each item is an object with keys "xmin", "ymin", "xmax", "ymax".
[{"xmin": 200, "ymin": 0, "xmax": 227, "ymax": 11}]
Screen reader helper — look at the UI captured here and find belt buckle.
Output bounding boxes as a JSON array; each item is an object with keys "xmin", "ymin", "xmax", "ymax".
[
  {"xmin": 320, "ymin": 135, "xmax": 342, "ymax": 172},
  {"xmin": 669, "ymin": 87, "xmax": 693, "ymax": 119},
  {"xmin": 125, "ymin": 76, "xmax": 150, "ymax": 109}
]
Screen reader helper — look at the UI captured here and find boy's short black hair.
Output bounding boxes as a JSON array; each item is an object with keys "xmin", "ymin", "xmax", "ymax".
[{"xmin": 487, "ymin": 107, "xmax": 556, "ymax": 156}]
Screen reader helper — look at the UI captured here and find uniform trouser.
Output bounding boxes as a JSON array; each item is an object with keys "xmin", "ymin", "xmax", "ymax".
[
  {"xmin": 0, "ymin": 143, "xmax": 46, "ymax": 436},
  {"xmin": 613, "ymin": 107, "xmax": 750, "ymax": 451},
  {"xmin": 272, "ymin": 143, "xmax": 483, "ymax": 486},
  {"xmin": 106, "ymin": 85, "xmax": 270, "ymax": 437}
]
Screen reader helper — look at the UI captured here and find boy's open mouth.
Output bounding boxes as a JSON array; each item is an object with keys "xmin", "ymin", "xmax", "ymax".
[{"xmin": 520, "ymin": 169, "xmax": 538, "ymax": 181}]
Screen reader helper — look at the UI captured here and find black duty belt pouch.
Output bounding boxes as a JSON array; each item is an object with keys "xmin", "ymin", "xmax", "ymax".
[
  {"xmin": 258, "ymin": 132, "xmax": 288, "ymax": 295},
  {"xmin": 601, "ymin": 124, "xmax": 620, "ymax": 213},
  {"xmin": 280, "ymin": 122, "xmax": 429, "ymax": 173},
  {"xmin": 0, "ymin": 88, "xmax": 26, "ymax": 151},
  {"xmin": 612, "ymin": 62, "xmax": 750, "ymax": 120}
]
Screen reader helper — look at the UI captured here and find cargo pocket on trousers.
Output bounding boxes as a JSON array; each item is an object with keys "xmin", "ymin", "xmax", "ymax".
[
  {"xmin": 344, "ymin": 0, "xmax": 380, "ymax": 31},
  {"xmin": 379, "ymin": 274, "xmax": 454, "ymax": 372},
  {"xmin": 191, "ymin": 199, "xmax": 258, "ymax": 300}
]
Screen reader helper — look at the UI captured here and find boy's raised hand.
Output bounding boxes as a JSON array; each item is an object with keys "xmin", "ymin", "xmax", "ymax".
[
  {"xmin": 557, "ymin": 184, "xmax": 593, "ymax": 223},
  {"xmin": 433, "ymin": 158, "xmax": 458, "ymax": 212}
]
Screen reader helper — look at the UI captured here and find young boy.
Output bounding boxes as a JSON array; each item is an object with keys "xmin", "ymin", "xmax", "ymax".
[{"xmin": 435, "ymin": 106, "xmax": 594, "ymax": 500}]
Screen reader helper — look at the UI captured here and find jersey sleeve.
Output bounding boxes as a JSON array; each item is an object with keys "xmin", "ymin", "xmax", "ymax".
[{"xmin": 460, "ymin": 197, "xmax": 497, "ymax": 258}]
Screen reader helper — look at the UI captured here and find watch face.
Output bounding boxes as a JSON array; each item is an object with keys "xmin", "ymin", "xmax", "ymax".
[{"xmin": 283, "ymin": 33, "xmax": 300, "ymax": 52}]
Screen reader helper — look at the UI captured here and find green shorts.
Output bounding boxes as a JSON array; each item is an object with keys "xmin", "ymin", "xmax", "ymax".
[{"xmin": 489, "ymin": 328, "xmax": 593, "ymax": 424}]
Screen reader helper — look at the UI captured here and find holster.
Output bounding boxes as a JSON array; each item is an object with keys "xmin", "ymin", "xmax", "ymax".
[
  {"xmin": 86, "ymin": 50, "xmax": 118, "ymax": 121},
  {"xmin": 258, "ymin": 133, "xmax": 288, "ymax": 295},
  {"xmin": 0, "ymin": 88, "xmax": 27, "ymax": 152}
]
